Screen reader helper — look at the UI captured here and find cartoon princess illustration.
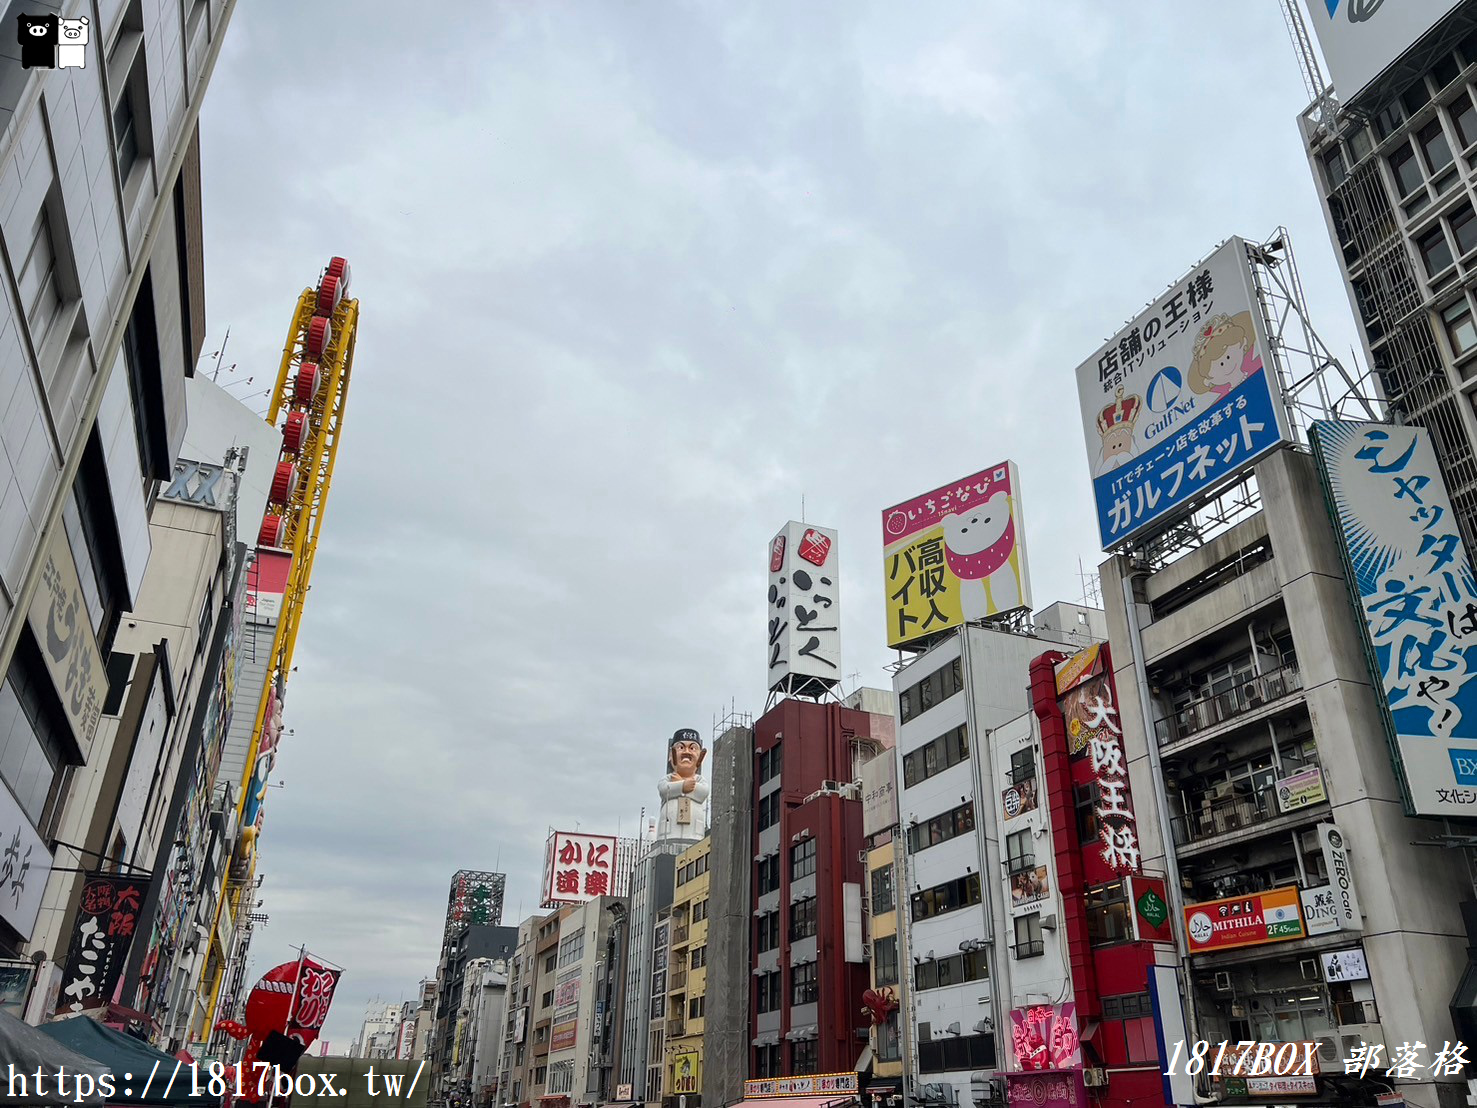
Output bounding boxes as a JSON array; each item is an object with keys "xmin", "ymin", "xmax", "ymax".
[{"xmin": 1188, "ymin": 311, "xmax": 1263, "ymax": 400}]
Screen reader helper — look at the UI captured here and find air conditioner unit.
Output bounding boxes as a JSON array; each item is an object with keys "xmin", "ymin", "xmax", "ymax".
[
  {"xmin": 1083, "ymin": 1068, "xmax": 1108, "ymax": 1088},
  {"xmin": 1214, "ymin": 971, "xmax": 1232, "ymax": 992},
  {"xmin": 1340, "ymin": 1024, "xmax": 1383, "ymax": 1053},
  {"xmin": 1242, "ymin": 682, "xmax": 1266, "ymax": 710},
  {"xmin": 1299, "ymin": 829, "xmax": 1321, "ymax": 854},
  {"xmin": 823, "ymin": 780, "xmax": 842, "ymax": 792}
]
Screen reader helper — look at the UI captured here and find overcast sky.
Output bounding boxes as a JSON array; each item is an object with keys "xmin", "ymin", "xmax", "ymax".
[{"xmin": 195, "ymin": 2, "xmax": 1365, "ymax": 1048}]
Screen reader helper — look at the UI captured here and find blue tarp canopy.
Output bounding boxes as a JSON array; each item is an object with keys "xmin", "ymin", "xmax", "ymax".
[{"xmin": 35, "ymin": 1016, "xmax": 215, "ymax": 1106}]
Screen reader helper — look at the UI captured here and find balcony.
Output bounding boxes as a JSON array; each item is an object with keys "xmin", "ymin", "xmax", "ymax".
[
  {"xmin": 1170, "ymin": 766, "xmax": 1326, "ymax": 849},
  {"xmin": 1155, "ymin": 665, "xmax": 1303, "ymax": 747},
  {"xmin": 669, "ymin": 970, "xmax": 687, "ymax": 992},
  {"xmin": 672, "ymin": 926, "xmax": 690, "ymax": 945},
  {"xmin": 668, "ymin": 1018, "xmax": 686, "ymax": 1038}
]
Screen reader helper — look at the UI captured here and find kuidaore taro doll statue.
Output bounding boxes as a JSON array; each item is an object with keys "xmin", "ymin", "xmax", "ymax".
[{"xmin": 657, "ymin": 728, "xmax": 710, "ymax": 840}]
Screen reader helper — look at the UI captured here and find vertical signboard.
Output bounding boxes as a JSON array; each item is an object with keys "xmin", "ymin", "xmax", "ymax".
[
  {"xmin": 27, "ymin": 526, "xmax": 106, "ymax": 758},
  {"xmin": 1317, "ymin": 823, "xmax": 1362, "ymax": 931},
  {"xmin": 767, "ymin": 522, "xmax": 841, "ymax": 695},
  {"xmin": 57, "ymin": 870, "xmax": 154, "ymax": 1013},
  {"xmin": 1311, "ymin": 421, "xmax": 1477, "ymax": 816},
  {"xmin": 1055, "ymin": 644, "xmax": 1141, "ymax": 876},
  {"xmin": 1303, "ymin": 0, "xmax": 1464, "ymax": 104},
  {"xmin": 543, "ymin": 832, "xmax": 618, "ymax": 906},
  {"xmin": 881, "ymin": 462, "xmax": 1031, "ymax": 649},
  {"xmin": 1075, "ymin": 238, "xmax": 1293, "ymax": 549}
]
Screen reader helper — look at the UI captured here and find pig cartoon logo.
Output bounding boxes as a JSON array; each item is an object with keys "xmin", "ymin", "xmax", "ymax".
[
  {"xmin": 57, "ymin": 16, "xmax": 88, "ymax": 69},
  {"xmin": 940, "ymin": 489, "xmax": 1022, "ymax": 620}
]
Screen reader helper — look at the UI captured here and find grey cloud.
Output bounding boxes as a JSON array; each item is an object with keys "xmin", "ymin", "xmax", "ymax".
[{"xmin": 196, "ymin": 0, "xmax": 1364, "ymax": 1044}]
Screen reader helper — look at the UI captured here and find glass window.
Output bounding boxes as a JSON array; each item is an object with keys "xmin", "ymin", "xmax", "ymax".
[
  {"xmin": 870, "ymin": 864, "xmax": 895, "ymax": 915},
  {"xmin": 1403, "ymin": 79, "xmax": 1433, "ymax": 117},
  {"xmin": 1444, "ymin": 298, "xmax": 1477, "ymax": 356},
  {"xmin": 1013, "ymin": 913, "xmax": 1043, "ymax": 959},
  {"xmin": 0, "ymin": 646, "xmax": 68, "ymax": 828},
  {"xmin": 1419, "ymin": 223, "xmax": 1455, "ymax": 276},
  {"xmin": 1453, "ymin": 93, "xmax": 1477, "ymax": 148},
  {"xmin": 1391, "ymin": 143, "xmax": 1424, "ymax": 196},
  {"xmin": 1074, "ymin": 781, "xmax": 1099, "ymax": 843},
  {"xmin": 874, "ymin": 934, "xmax": 899, "ymax": 987},
  {"xmin": 1349, "ymin": 126, "xmax": 1374, "ymax": 162},
  {"xmin": 791, "ymin": 961, "xmax": 818, "ymax": 1006},
  {"xmin": 1420, "ymin": 118, "xmax": 1455, "ymax": 172},
  {"xmin": 1006, "ymin": 829, "xmax": 1034, "ymax": 874},
  {"xmin": 792, "ymin": 1038, "xmax": 817, "ymax": 1075},
  {"xmin": 1086, "ymin": 882, "xmax": 1133, "ymax": 946},
  {"xmin": 1010, "ymin": 747, "xmax": 1035, "ymax": 784},
  {"xmin": 1322, "ymin": 146, "xmax": 1347, "ymax": 188},
  {"xmin": 790, "ymin": 837, "xmax": 816, "ymax": 880},
  {"xmin": 113, "ymin": 79, "xmax": 140, "ymax": 182},
  {"xmin": 18, "ymin": 206, "xmax": 61, "ymax": 354},
  {"xmin": 1434, "ymin": 52, "xmax": 1461, "ymax": 91},
  {"xmin": 1453, "ymin": 204, "xmax": 1477, "ymax": 257},
  {"xmin": 789, "ymin": 896, "xmax": 817, "ymax": 941}
]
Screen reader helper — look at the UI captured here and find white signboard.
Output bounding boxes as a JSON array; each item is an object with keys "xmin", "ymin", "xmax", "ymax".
[
  {"xmin": 767, "ymin": 522, "xmax": 840, "ymax": 695},
  {"xmin": 1299, "ymin": 886, "xmax": 1343, "ymax": 936},
  {"xmin": 1313, "ymin": 422, "xmax": 1477, "ymax": 817},
  {"xmin": 1322, "ymin": 947, "xmax": 1370, "ymax": 983},
  {"xmin": 27, "ymin": 526, "xmax": 105, "ymax": 758},
  {"xmin": 542, "ymin": 831, "xmax": 618, "ymax": 906},
  {"xmin": 1245, "ymin": 1075, "xmax": 1318, "ymax": 1096},
  {"xmin": 1303, "ymin": 0, "xmax": 1464, "ymax": 105},
  {"xmin": 0, "ymin": 779, "xmax": 53, "ymax": 942},
  {"xmin": 860, "ymin": 753, "xmax": 896, "ymax": 839},
  {"xmin": 1075, "ymin": 237, "xmax": 1292, "ymax": 549},
  {"xmin": 1317, "ymin": 824, "xmax": 1362, "ymax": 932}
]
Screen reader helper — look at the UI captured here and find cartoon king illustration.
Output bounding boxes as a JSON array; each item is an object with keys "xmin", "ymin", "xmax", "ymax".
[
  {"xmin": 1095, "ymin": 387, "xmax": 1141, "ymax": 477},
  {"xmin": 657, "ymin": 727, "xmax": 709, "ymax": 841}
]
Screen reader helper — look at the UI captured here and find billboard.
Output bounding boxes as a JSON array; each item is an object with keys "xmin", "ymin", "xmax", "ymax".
[
  {"xmin": 543, "ymin": 832, "xmax": 618, "ymax": 906},
  {"xmin": 1311, "ymin": 421, "xmax": 1477, "ymax": 816},
  {"xmin": 767, "ymin": 522, "xmax": 841, "ymax": 695},
  {"xmin": 881, "ymin": 462, "xmax": 1031, "ymax": 649},
  {"xmin": 1075, "ymin": 238, "xmax": 1292, "ymax": 549},
  {"xmin": 1010, "ymin": 1003, "xmax": 1081, "ymax": 1071},
  {"xmin": 1183, "ymin": 886, "xmax": 1305, "ymax": 953},
  {"xmin": 1303, "ymin": 0, "xmax": 1464, "ymax": 104},
  {"xmin": 551, "ymin": 1020, "xmax": 578, "ymax": 1052}
]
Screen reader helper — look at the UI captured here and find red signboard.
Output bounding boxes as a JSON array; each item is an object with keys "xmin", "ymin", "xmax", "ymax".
[
  {"xmin": 550, "ymin": 1020, "xmax": 577, "ymax": 1051},
  {"xmin": 1183, "ymin": 887, "xmax": 1306, "ymax": 953},
  {"xmin": 1130, "ymin": 875, "xmax": 1174, "ymax": 944},
  {"xmin": 1055, "ymin": 644, "xmax": 1141, "ymax": 877}
]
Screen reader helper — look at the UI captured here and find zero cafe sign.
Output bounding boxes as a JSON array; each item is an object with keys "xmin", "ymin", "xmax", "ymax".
[{"xmin": 745, "ymin": 1074, "xmax": 859, "ymax": 1098}]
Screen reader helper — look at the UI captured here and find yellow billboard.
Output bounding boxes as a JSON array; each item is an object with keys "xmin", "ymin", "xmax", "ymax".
[{"xmin": 881, "ymin": 462, "xmax": 1031, "ymax": 649}]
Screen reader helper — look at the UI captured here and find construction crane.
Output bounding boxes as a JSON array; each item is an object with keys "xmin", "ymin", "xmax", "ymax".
[{"xmin": 198, "ymin": 257, "xmax": 360, "ymax": 1037}]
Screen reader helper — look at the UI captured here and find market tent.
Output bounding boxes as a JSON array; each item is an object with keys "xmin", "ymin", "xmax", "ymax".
[
  {"xmin": 0, "ymin": 1008, "xmax": 110, "ymax": 1106},
  {"xmin": 35, "ymin": 1015, "xmax": 215, "ymax": 1106}
]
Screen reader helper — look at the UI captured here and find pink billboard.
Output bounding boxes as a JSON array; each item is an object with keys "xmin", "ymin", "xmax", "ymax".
[{"xmin": 1011, "ymin": 1003, "xmax": 1081, "ymax": 1071}]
